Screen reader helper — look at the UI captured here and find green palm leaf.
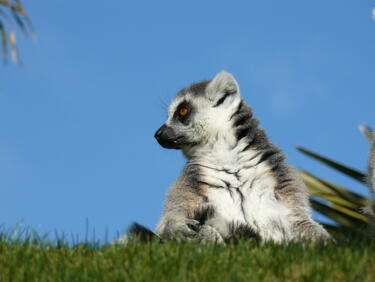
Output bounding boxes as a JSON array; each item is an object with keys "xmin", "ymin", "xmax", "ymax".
[
  {"xmin": 296, "ymin": 146, "xmax": 366, "ymax": 184},
  {"xmin": 0, "ymin": 0, "xmax": 32, "ymax": 64},
  {"xmin": 297, "ymin": 129, "xmax": 373, "ymax": 235},
  {"xmin": 300, "ymin": 171, "xmax": 370, "ymax": 208},
  {"xmin": 310, "ymin": 199, "xmax": 367, "ymax": 229}
]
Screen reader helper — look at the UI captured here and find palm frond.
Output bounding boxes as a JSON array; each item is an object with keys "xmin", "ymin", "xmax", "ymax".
[
  {"xmin": 297, "ymin": 129, "xmax": 374, "ymax": 235},
  {"xmin": 296, "ymin": 146, "xmax": 366, "ymax": 184},
  {"xmin": 301, "ymin": 170, "xmax": 370, "ymax": 208},
  {"xmin": 310, "ymin": 199, "xmax": 367, "ymax": 229},
  {"xmin": 0, "ymin": 0, "xmax": 33, "ymax": 64},
  {"xmin": 0, "ymin": 20, "xmax": 8, "ymax": 63}
]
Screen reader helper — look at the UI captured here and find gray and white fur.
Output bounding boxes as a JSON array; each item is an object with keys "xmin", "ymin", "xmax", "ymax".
[
  {"xmin": 154, "ymin": 71, "xmax": 330, "ymax": 243},
  {"xmin": 367, "ymin": 132, "xmax": 375, "ymax": 232}
]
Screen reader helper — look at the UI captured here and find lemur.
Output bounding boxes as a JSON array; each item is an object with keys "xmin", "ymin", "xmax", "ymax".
[
  {"xmin": 367, "ymin": 132, "xmax": 375, "ymax": 234},
  {"xmin": 122, "ymin": 72, "xmax": 375, "ymax": 244},
  {"xmin": 150, "ymin": 71, "xmax": 330, "ymax": 243}
]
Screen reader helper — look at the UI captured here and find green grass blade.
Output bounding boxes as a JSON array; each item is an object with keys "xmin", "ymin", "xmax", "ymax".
[{"xmin": 296, "ymin": 146, "xmax": 366, "ymax": 183}]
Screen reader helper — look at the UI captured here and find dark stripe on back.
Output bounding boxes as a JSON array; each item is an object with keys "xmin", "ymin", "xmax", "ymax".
[
  {"xmin": 229, "ymin": 100, "xmax": 292, "ymax": 196},
  {"xmin": 256, "ymin": 149, "xmax": 280, "ymax": 166}
]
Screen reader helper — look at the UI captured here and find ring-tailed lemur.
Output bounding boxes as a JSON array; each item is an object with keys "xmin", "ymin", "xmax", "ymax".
[
  {"xmin": 152, "ymin": 71, "xmax": 330, "ymax": 243},
  {"xmin": 367, "ymin": 132, "xmax": 375, "ymax": 233}
]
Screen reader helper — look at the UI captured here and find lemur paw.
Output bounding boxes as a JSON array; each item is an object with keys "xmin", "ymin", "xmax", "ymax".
[
  {"xmin": 197, "ymin": 225, "xmax": 224, "ymax": 244},
  {"xmin": 158, "ymin": 217, "xmax": 200, "ymax": 240}
]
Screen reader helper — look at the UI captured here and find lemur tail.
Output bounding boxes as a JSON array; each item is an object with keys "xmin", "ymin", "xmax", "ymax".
[
  {"xmin": 127, "ymin": 222, "xmax": 163, "ymax": 243},
  {"xmin": 113, "ymin": 222, "xmax": 162, "ymax": 245}
]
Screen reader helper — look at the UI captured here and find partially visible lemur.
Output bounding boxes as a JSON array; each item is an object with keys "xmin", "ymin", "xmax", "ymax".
[
  {"xmin": 151, "ymin": 71, "xmax": 330, "ymax": 243},
  {"xmin": 367, "ymin": 132, "xmax": 375, "ymax": 234}
]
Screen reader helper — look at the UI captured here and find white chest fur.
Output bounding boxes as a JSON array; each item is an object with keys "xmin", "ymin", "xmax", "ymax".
[{"xmin": 193, "ymin": 141, "xmax": 293, "ymax": 242}]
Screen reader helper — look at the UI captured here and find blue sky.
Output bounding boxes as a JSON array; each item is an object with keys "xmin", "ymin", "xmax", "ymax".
[{"xmin": 1, "ymin": 0, "xmax": 375, "ymax": 241}]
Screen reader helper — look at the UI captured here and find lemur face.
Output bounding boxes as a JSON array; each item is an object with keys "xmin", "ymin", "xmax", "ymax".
[{"xmin": 154, "ymin": 71, "xmax": 241, "ymax": 153}]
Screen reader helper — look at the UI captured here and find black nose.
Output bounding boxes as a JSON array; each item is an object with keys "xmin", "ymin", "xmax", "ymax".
[
  {"xmin": 154, "ymin": 124, "xmax": 181, "ymax": 149},
  {"xmin": 154, "ymin": 124, "xmax": 167, "ymax": 140}
]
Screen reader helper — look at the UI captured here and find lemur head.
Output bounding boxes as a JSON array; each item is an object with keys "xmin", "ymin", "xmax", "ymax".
[{"xmin": 155, "ymin": 71, "xmax": 252, "ymax": 157}]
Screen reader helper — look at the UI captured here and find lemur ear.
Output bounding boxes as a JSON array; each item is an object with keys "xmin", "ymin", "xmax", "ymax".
[{"xmin": 206, "ymin": 71, "xmax": 240, "ymax": 100}]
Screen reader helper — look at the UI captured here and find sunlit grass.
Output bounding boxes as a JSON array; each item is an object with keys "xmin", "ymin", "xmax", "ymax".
[{"xmin": 0, "ymin": 227, "xmax": 374, "ymax": 282}]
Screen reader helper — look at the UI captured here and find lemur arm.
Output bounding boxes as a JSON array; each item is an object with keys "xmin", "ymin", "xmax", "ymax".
[{"xmin": 155, "ymin": 174, "xmax": 204, "ymax": 239}]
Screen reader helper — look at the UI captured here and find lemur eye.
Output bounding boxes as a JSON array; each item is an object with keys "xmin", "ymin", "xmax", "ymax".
[{"xmin": 179, "ymin": 108, "xmax": 189, "ymax": 117}]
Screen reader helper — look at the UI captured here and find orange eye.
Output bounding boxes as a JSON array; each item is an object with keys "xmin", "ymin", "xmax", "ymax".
[{"xmin": 179, "ymin": 108, "xmax": 188, "ymax": 116}]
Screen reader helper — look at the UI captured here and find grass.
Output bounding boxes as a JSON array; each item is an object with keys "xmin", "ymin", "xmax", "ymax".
[{"xmin": 0, "ymin": 232, "xmax": 374, "ymax": 282}]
